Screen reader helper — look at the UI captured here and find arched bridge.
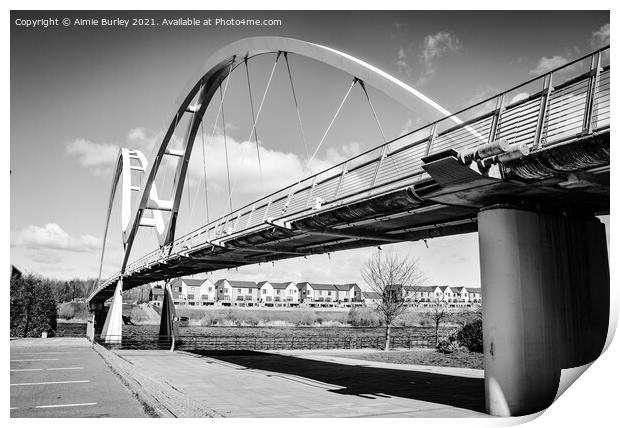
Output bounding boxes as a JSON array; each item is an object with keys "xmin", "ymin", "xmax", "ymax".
[{"xmin": 88, "ymin": 37, "xmax": 610, "ymax": 417}]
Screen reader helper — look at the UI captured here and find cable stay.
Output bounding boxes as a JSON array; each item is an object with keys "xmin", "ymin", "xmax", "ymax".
[
  {"xmin": 305, "ymin": 77, "xmax": 358, "ymax": 171},
  {"xmin": 358, "ymin": 79, "xmax": 401, "ymax": 176},
  {"xmin": 284, "ymin": 52, "xmax": 311, "ymax": 173},
  {"xmin": 220, "ymin": 51, "xmax": 282, "ymax": 218},
  {"xmin": 221, "ymin": 85, "xmax": 233, "ymax": 214},
  {"xmin": 245, "ymin": 58, "xmax": 264, "ymax": 192}
]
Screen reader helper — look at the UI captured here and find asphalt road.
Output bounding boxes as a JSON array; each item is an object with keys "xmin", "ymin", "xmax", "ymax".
[{"xmin": 10, "ymin": 338, "xmax": 147, "ymax": 418}]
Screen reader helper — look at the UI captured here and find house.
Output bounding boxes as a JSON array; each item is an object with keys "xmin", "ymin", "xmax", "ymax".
[
  {"xmin": 403, "ymin": 285, "xmax": 436, "ymax": 305},
  {"xmin": 450, "ymin": 286, "xmax": 470, "ymax": 307},
  {"xmin": 258, "ymin": 281, "xmax": 298, "ymax": 307},
  {"xmin": 215, "ymin": 279, "xmax": 259, "ymax": 307},
  {"xmin": 296, "ymin": 282, "xmax": 337, "ymax": 307},
  {"xmin": 466, "ymin": 287, "xmax": 482, "ymax": 305},
  {"xmin": 363, "ymin": 291, "xmax": 382, "ymax": 308},
  {"xmin": 150, "ymin": 285, "xmax": 165, "ymax": 307},
  {"xmin": 168, "ymin": 277, "xmax": 215, "ymax": 307},
  {"xmin": 333, "ymin": 283, "xmax": 363, "ymax": 306}
]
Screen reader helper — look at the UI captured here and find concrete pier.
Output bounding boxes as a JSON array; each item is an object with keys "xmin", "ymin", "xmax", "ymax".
[{"xmin": 478, "ymin": 205, "xmax": 609, "ymax": 416}]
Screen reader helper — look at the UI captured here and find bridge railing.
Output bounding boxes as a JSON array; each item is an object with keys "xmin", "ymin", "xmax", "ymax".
[{"xmin": 100, "ymin": 46, "xmax": 609, "ymax": 289}]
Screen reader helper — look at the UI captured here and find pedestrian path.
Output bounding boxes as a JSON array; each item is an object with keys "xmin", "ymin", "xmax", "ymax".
[{"xmin": 108, "ymin": 347, "xmax": 486, "ymax": 417}]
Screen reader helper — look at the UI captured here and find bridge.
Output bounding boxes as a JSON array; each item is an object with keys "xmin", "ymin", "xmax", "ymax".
[{"xmin": 87, "ymin": 37, "xmax": 610, "ymax": 416}]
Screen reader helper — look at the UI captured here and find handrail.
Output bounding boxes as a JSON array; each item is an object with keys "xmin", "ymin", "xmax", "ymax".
[{"xmin": 91, "ymin": 45, "xmax": 610, "ymax": 299}]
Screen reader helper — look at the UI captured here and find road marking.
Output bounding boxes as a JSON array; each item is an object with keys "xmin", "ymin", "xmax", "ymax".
[
  {"xmin": 36, "ymin": 402, "xmax": 97, "ymax": 409},
  {"xmin": 11, "ymin": 380, "xmax": 90, "ymax": 386},
  {"xmin": 11, "ymin": 358, "xmax": 60, "ymax": 362},
  {"xmin": 10, "ymin": 367, "xmax": 84, "ymax": 372},
  {"xmin": 11, "ymin": 351, "xmax": 72, "ymax": 355},
  {"xmin": 47, "ymin": 367, "xmax": 84, "ymax": 371}
]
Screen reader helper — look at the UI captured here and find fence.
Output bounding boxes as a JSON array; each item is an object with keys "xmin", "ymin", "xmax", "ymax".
[{"xmin": 95, "ymin": 333, "xmax": 437, "ymax": 351}]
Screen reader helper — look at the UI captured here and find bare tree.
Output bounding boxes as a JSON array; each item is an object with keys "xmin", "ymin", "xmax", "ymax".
[
  {"xmin": 361, "ymin": 249, "xmax": 426, "ymax": 351},
  {"xmin": 428, "ymin": 295, "xmax": 449, "ymax": 346}
]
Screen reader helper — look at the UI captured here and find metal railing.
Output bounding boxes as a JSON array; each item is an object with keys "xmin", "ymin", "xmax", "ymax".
[
  {"xmin": 95, "ymin": 333, "xmax": 437, "ymax": 351},
  {"xmin": 93, "ymin": 46, "xmax": 610, "ymax": 297}
]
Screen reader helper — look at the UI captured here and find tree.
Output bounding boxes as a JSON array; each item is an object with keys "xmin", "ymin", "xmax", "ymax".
[
  {"xmin": 361, "ymin": 249, "xmax": 426, "ymax": 351},
  {"xmin": 10, "ymin": 274, "xmax": 58, "ymax": 337},
  {"xmin": 427, "ymin": 295, "xmax": 449, "ymax": 346}
]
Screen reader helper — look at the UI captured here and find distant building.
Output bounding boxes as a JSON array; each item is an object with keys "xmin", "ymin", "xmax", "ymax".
[
  {"xmin": 363, "ymin": 291, "xmax": 382, "ymax": 307},
  {"xmin": 333, "ymin": 283, "xmax": 363, "ymax": 306},
  {"xmin": 258, "ymin": 281, "xmax": 299, "ymax": 307},
  {"xmin": 215, "ymin": 279, "xmax": 259, "ymax": 307}
]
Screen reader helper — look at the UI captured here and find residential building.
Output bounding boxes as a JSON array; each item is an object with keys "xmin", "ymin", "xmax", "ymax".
[
  {"xmin": 333, "ymin": 283, "xmax": 363, "ymax": 306},
  {"xmin": 296, "ymin": 282, "xmax": 338, "ymax": 307},
  {"xmin": 258, "ymin": 281, "xmax": 299, "ymax": 307},
  {"xmin": 363, "ymin": 291, "xmax": 382, "ymax": 307},
  {"xmin": 150, "ymin": 285, "xmax": 165, "ymax": 307},
  {"xmin": 215, "ymin": 279, "xmax": 259, "ymax": 307}
]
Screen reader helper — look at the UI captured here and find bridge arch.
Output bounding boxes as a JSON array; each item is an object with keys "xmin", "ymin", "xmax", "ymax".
[{"xmin": 119, "ymin": 36, "xmax": 461, "ymax": 273}]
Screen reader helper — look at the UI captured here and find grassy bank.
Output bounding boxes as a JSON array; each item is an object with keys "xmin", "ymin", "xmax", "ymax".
[{"xmin": 332, "ymin": 349, "xmax": 484, "ymax": 370}]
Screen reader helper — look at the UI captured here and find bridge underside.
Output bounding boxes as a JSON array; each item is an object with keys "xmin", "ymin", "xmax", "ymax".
[{"xmin": 90, "ymin": 131, "xmax": 609, "ymax": 305}]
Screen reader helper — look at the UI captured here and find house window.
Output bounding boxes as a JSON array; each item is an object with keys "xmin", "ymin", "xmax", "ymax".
[
  {"xmin": 188, "ymin": 294, "xmax": 194, "ymax": 300},
  {"xmin": 262, "ymin": 289, "xmax": 267, "ymax": 294},
  {"xmin": 208, "ymin": 287, "xmax": 213, "ymax": 292},
  {"xmin": 276, "ymin": 289, "xmax": 281, "ymax": 295}
]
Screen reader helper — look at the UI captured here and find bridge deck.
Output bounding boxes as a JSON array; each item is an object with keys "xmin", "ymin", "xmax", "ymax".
[{"xmin": 89, "ymin": 55, "xmax": 610, "ymax": 305}]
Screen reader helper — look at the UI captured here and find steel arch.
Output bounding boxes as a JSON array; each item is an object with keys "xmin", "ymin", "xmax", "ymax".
[{"xmin": 119, "ymin": 36, "xmax": 461, "ymax": 274}]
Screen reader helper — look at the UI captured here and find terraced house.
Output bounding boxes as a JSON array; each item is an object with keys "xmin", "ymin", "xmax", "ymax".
[
  {"xmin": 258, "ymin": 281, "xmax": 299, "ymax": 307},
  {"xmin": 215, "ymin": 279, "xmax": 259, "ymax": 307}
]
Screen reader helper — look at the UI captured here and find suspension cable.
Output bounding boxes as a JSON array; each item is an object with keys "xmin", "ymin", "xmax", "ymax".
[
  {"xmin": 200, "ymin": 119, "xmax": 209, "ymax": 223},
  {"xmin": 221, "ymin": 85, "xmax": 233, "ymax": 214},
  {"xmin": 359, "ymin": 79, "xmax": 400, "ymax": 175},
  {"xmin": 284, "ymin": 52, "xmax": 311, "ymax": 172},
  {"xmin": 305, "ymin": 77, "xmax": 358, "ymax": 171},
  {"xmin": 221, "ymin": 52, "xmax": 281, "ymax": 216},
  {"xmin": 245, "ymin": 58, "xmax": 264, "ymax": 191}
]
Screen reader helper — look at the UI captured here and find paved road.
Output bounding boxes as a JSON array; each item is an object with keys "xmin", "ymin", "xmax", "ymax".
[
  {"xmin": 10, "ymin": 338, "xmax": 146, "ymax": 418},
  {"xmin": 111, "ymin": 348, "xmax": 486, "ymax": 417}
]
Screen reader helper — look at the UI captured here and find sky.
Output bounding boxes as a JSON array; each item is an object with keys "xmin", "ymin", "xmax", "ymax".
[{"xmin": 10, "ymin": 10, "xmax": 610, "ymax": 288}]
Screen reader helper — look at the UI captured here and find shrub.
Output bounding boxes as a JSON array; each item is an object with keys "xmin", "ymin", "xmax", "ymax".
[
  {"xmin": 11, "ymin": 274, "xmax": 58, "ymax": 337},
  {"xmin": 293, "ymin": 309, "xmax": 317, "ymax": 326},
  {"xmin": 456, "ymin": 319, "xmax": 483, "ymax": 353},
  {"xmin": 436, "ymin": 338, "xmax": 468, "ymax": 354},
  {"xmin": 57, "ymin": 302, "xmax": 89, "ymax": 320},
  {"xmin": 348, "ymin": 307, "xmax": 381, "ymax": 327}
]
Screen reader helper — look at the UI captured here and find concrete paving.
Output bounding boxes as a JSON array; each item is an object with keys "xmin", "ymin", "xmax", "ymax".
[
  {"xmin": 111, "ymin": 347, "xmax": 486, "ymax": 417},
  {"xmin": 10, "ymin": 338, "xmax": 147, "ymax": 418}
]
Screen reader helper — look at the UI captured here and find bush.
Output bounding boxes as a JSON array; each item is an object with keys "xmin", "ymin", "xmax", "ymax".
[
  {"xmin": 292, "ymin": 309, "xmax": 317, "ymax": 326},
  {"xmin": 348, "ymin": 307, "xmax": 381, "ymax": 327},
  {"xmin": 57, "ymin": 302, "xmax": 89, "ymax": 320},
  {"xmin": 129, "ymin": 306, "xmax": 149, "ymax": 323},
  {"xmin": 11, "ymin": 274, "xmax": 58, "ymax": 337},
  {"xmin": 456, "ymin": 319, "xmax": 483, "ymax": 353}
]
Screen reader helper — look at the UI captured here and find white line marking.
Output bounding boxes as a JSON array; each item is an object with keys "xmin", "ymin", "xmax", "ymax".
[
  {"xmin": 10, "ymin": 407, "xmax": 17, "ymax": 410},
  {"xmin": 10, "ymin": 368, "xmax": 43, "ymax": 372},
  {"xmin": 46, "ymin": 367, "xmax": 84, "ymax": 371},
  {"xmin": 11, "ymin": 380, "xmax": 90, "ymax": 386},
  {"xmin": 36, "ymin": 402, "xmax": 97, "ymax": 409},
  {"xmin": 11, "ymin": 358, "xmax": 60, "ymax": 362},
  {"xmin": 12, "ymin": 352, "xmax": 72, "ymax": 355}
]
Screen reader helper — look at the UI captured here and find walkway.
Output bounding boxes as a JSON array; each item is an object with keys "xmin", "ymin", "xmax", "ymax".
[
  {"xmin": 10, "ymin": 338, "xmax": 147, "ymax": 418},
  {"xmin": 106, "ymin": 347, "xmax": 486, "ymax": 417}
]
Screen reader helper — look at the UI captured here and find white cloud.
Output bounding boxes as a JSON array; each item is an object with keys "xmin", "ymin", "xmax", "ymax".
[
  {"xmin": 591, "ymin": 23, "xmax": 610, "ymax": 48},
  {"xmin": 509, "ymin": 92, "xmax": 530, "ymax": 105},
  {"xmin": 395, "ymin": 46, "xmax": 412, "ymax": 76},
  {"xmin": 418, "ymin": 31, "xmax": 461, "ymax": 85},
  {"xmin": 529, "ymin": 55, "xmax": 569, "ymax": 75},
  {"xmin": 65, "ymin": 139, "xmax": 119, "ymax": 176},
  {"xmin": 11, "ymin": 223, "xmax": 100, "ymax": 253}
]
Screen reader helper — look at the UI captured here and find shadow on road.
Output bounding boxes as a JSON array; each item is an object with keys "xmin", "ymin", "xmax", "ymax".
[{"xmin": 188, "ymin": 350, "xmax": 485, "ymax": 413}]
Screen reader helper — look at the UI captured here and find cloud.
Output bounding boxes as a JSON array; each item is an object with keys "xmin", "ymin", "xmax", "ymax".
[
  {"xmin": 418, "ymin": 31, "xmax": 461, "ymax": 85},
  {"xmin": 509, "ymin": 92, "xmax": 530, "ymax": 105},
  {"xmin": 395, "ymin": 46, "xmax": 412, "ymax": 76},
  {"xmin": 529, "ymin": 55, "xmax": 570, "ymax": 76},
  {"xmin": 11, "ymin": 223, "xmax": 100, "ymax": 253},
  {"xmin": 591, "ymin": 23, "xmax": 610, "ymax": 49},
  {"xmin": 65, "ymin": 139, "xmax": 119, "ymax": 176}
]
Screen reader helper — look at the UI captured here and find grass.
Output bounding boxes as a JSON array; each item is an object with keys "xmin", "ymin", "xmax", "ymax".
[{"xmin": 335, "ymin": 348, "xmax": 484, "ymax": 370}]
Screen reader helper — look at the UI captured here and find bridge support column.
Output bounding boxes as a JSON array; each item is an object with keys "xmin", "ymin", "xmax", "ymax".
[
  {"xmin": 478, "ymin": 204, "xmax": 608, "ymax": 416},
  {"xmin": 159, "ymin": 281, "xmax": 179, "ymax": 350},
  {"xmin": 101, "ymin": 279, "xmax": 124, "ymax": 344}
]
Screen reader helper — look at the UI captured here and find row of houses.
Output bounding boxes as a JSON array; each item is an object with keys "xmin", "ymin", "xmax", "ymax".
[
  {"xmin": 363, "ymin": 285, "xmax": 482, "ymax": 308},
  {"xmin": 150, "ymin": 278, "xmax": 364, "ymax": 308}
]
